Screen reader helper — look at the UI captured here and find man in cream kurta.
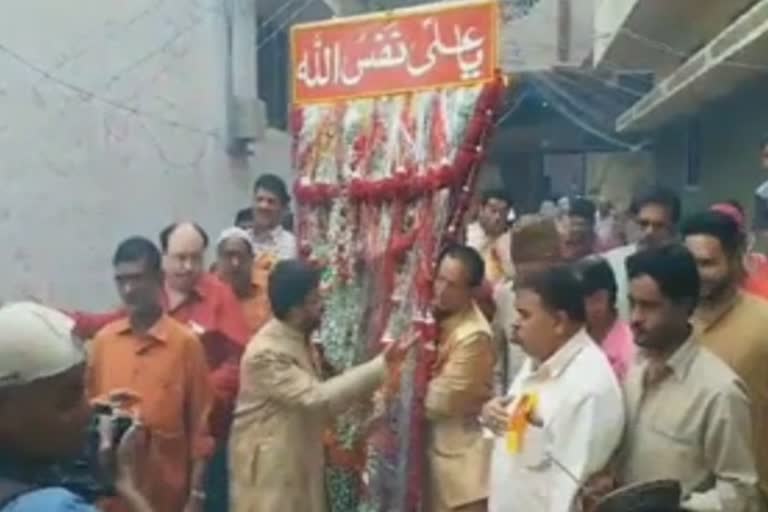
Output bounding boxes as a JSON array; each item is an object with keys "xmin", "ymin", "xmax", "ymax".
[
  {"xmin": 229, "ymin": 260, "xmax": 405, "ymax": 512},
  {"xmin": 683, "ymin": 210, "xmax": 768, "ymax": 498},
  {"xmin": 615, "ymin": 244, "xmax": 761, "ymax": 512},
  {"xmin": 618, "ymin": 339, "xmax": 760, "ymax": 511},
  {"xmin": 427, "ymin": 245, "xmax": 496, "ymax": 512}
]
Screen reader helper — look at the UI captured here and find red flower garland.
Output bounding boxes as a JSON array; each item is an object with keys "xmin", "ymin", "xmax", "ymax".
[{"xmin": 292, "ymin": 73, "xmax": 508, "ymax": 512}]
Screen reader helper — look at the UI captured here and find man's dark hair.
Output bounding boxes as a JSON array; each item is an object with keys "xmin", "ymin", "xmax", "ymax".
[
  {"xmin": 234, "ymin": 207, "xmax": 253, "ymax": 226},
  {"xmin": 569, "ymin": 197, "xmax": 596, "ymax": 225},
  {"xmin": 113, "ymin": 237, "xmax": 162, "ymax": 274},
  {"xmin": 516, "ymin": 265, "xmax": 586, "ymax": 323},
  {"xmin": 268, "ymin": 260, "xmax": 322, "ymax": 320},
  {"xmin": 725, "ymin": 199, "xmax": 745, "ymax": 215},
  {"xmin": 681, "ymin": 210, "xmax": 745, "ymax": 256},
  {"xmin": 481, "ymin": 188, "xmax": 510, "ymax": 208},
  {"xmin": 437, "ymin": 244, "xmax": 485, "ymax": 288},
  {"xmin": 574, "ymin": 256, "xmax": 617, "ymax": 306},
  {"xmin": 630, "ymin": 187, "xmax": 682, "ymax": 225},
  {"xmin": 626, "ymin": 244, "xmax": 700, "ymax": 309},
  {"xmin": 254, "ymin": 173, "xmax": 290, "ymax": 205},
  {"xmin": 159, "ymin": 222, "xmax": 209, "ymax": 253}
]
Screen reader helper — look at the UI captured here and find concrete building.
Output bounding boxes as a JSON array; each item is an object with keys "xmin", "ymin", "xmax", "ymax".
[
  {"xmin": 0, "ymin": 0, "xmax": 334, "ymax": 307},
  {"xmin": 0, "ymin": 0, "xmax": 602, "ymax": 306},
  {"xmin": 594, "ymin": 0, "xmax": 768, "ymax": 214}
]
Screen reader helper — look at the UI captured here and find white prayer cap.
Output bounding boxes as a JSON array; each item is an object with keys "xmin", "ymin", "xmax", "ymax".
[
  {"xmin": 0, "ymin": 302, "xmax": 84, "ymax": 389},
  {"xmin": 216, "ymin": 226, "xmax": 254, "ymax": 253}
]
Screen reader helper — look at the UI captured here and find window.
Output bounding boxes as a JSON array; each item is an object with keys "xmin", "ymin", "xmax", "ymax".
[{"xmin": 257, "ymin": 18, "xmax": 289, "ymax": 130}]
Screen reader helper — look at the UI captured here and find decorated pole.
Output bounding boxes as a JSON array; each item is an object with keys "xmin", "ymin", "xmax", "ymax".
[{"xmin": 289, "ymin": 1, "xmax": 505, "ymax": 509}]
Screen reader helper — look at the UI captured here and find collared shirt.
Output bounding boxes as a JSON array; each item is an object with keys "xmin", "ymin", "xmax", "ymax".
[
  {"xmin": 602, "ymin": 243, "xmax": 637, "ymax": 320},
  {"xmin": 230, "ymin": 319, "xmax": 385, "ymax": 512},
  {"xmin": 86, "ymin": 315, "xmax": 213, "ymax": 512},
  {"xmin": 250, "ymin": 225, "xmax": 297, "ymax": 262},
  {"xmin": 596, "ymin": 214, "xmax": 620, "ymax": 251},
  {"xmin": 693, "ymin": 291, "xmax": 768, "ymax": 496},
  {"xmin": 426, "ymin": 303, "xmax": 495, "ymax": 510},
  {"xmin": 71, "ymin": 273, "xmax": 249, "ymax": 440},
  {"xmin": 489, "ymin": 330, "xmax": 625, "ymax": 512},
  {"xmin": 599, "ymin": 319, "xmax": 635, "ymax": 381},
  {"xmin": 618, "ymin": 339, "xmax": 761, "ymax": 511},
  {"xmin": 466, "ymin": 222, "xmax": 514, "ymax": 284},
  {"xmin": 428, "ymin": 302, "xmax": 495, "ymax": 418}
]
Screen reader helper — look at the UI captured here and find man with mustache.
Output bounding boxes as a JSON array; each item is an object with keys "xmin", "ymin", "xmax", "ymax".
[
  {"xmin": 87, "ymin": 237, "xmax": 212, "ymax": 512},
  {"xmin": 214, "ymin": 227, "xmax": 271, "ymax": 336},
  {"xmin": 426, "ymin": 244, "xmax": 496, "ymax": 512},
  {"xmin": 68, "ymin": 222, "xmax": 249, "ymax": 512},
  {"xmin": 683, "ymin": 210, "xmax": 768, "ymax": 501},
  {"xmin": 603, "ymin": 187, "xmax": 681, "ymax": 319},
  {"xmin": 229, "ymin": 260, "xmax": 411, "ymax": 512},
  {"xmin": 615, "ymin": 244, "xmax": 761, "ymax": 511}
]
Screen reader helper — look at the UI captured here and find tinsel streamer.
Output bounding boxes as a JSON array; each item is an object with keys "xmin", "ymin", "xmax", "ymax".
[{"xmin": 293, "ymin": 73, "xmax": 507, "ymax": 512}]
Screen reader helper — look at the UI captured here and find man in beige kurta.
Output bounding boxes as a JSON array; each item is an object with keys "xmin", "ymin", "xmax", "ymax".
[
  {"xmin": 229, "ymin": 260, "xmax": 405, "ymax": 512},
  {"xmin": 616, "ymin": 244, "xmax": 761, "ymax": 511},
  {"xmin": 427, "ymin": 245, "xmax": 496, "ymax": 512},
  {"xmin": 683, "ymin": 210, "xmax": 768, "ymax": 499}
]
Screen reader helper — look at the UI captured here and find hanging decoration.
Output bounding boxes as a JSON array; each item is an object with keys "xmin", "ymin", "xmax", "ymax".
[{"xmin": 290, "ymin": 1, "xmax": 505, "ymax": 510}]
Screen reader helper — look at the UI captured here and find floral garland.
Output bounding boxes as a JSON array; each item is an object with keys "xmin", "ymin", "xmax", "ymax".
[{"xmin": 293, "ymin": 73, "xmax": 506, "ymax": 512}]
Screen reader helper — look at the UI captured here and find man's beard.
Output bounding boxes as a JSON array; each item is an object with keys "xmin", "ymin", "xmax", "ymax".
[
  {"xmin": 701, "ymin": 277, "xmax": 736, "ymax": 305},
  {"xmin": 432, "ymin": 307, "xmax": 449, "ymax": 321}
]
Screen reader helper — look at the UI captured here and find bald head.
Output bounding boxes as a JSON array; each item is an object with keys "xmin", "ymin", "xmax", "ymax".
[
  {"xmin": 160, "ymin": 222, "xmax": 209, "ymax": 293},
  {"xmin": 160, "ymin": 222, "xmax": 209, "ymax": 253}
]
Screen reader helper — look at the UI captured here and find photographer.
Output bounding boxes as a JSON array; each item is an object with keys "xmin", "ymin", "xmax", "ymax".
[{"xmin": 0, "ymin": 302, "xmax": 152, "ymax": 512}]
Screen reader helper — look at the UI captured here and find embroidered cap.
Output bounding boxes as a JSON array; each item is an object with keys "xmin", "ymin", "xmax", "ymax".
[
  {"xmin": 216, "ymin": 226, "xmax": 255, "ymax": 253},
  {"xmin": 511, "ymin": 215, "xmax": 561, "ymax": 264},
  {"xmin": 0, "ymin": 302, "xmax": 84, "ymax": 389}
]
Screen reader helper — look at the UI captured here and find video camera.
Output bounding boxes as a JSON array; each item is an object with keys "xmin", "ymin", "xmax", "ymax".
[{"xmin": 52, "ymin": 402, "xmax": 135, "ymax": 502}]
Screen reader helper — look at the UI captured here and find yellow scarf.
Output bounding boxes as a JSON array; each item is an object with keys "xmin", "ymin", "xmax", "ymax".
[{"xmin": 506, "ymin": 392, "xmax": 539, "ymax": 454}]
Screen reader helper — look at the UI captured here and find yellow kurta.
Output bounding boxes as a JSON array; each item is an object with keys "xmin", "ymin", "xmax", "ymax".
[
  {"xmin": 427, "ymin": 302, "xmax": 496, "ymax": 512},
  {"xmin": 229, "ymin": 319, "xmax": 385, "ymax": 512},
  {"xmin": 694, "ymin": 291, "xmax": 768, "ymax": 497}
]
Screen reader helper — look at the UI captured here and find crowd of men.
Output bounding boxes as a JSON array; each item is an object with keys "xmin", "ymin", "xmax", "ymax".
[
  {"xmin": 0, "ymin": 162, "xmax": 768, "ymax": 512},
  {"xmin": 467, "ymin": 183, "xmax": 768, "ymax": 511}
]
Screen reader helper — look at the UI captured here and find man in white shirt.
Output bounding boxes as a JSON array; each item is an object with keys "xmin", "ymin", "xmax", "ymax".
[
  {"xmin": 482, "ymin": 266, "xmax": 625, "ymax": 512},
  {"xmin": 603, "ymin": 187, "xmax": 681, "ymax": 319},
  {"xmin": 250, "ymin": 174, "xmax": 298, "ymax": 262},
  {"xmin": 492, "ymin": 215, "xmax": 562, "ymax": 392},
  {"xmin": 466, "ymin": 189, "xmax": 514, "ymax": 285}
]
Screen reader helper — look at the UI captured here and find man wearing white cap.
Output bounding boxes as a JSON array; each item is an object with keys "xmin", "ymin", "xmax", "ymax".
[
  {"xmin": 215, "ymin": 227, "xmax": 271, "ymax": 336},
  {"xmin": 0, "ymin": 302, "xmax": 151, "ymax": 512}
]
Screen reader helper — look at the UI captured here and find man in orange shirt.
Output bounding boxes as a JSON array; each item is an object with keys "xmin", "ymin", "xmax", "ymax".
[
  {"xmin": 71, "ymin": 222, "xmax": 249, "ymax": 512},
  {"xmin": 87, "ymin": 236, "xmax": 213, "ymax": 512},
  {"xmin": 215, "ymin": 227, "xmax": 271, "ymax": 336}
]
